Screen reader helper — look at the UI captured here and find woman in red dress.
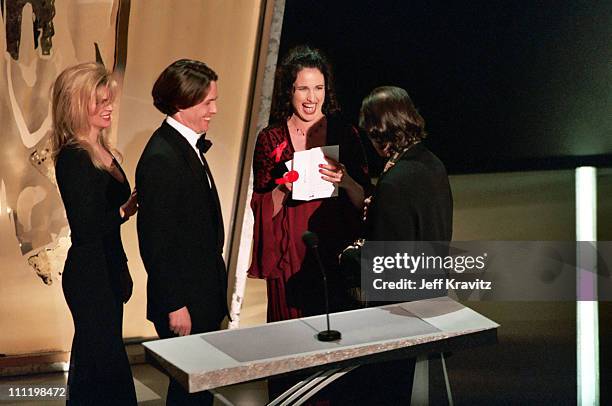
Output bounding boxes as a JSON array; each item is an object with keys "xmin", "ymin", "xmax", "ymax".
[{"xmin": 248, "ymin": 46, "xmax": 371, "ymax": 323}]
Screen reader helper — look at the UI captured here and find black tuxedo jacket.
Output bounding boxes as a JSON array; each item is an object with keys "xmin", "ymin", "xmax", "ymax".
[{"xmin": 136, "ymin": 121, "xmax": 228, "ymax": 330}]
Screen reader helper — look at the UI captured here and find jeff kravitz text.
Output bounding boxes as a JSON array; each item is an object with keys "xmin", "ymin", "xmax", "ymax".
[{"xmin": 372, "ymin": 278, "xmax": 492, "ymax": 290}]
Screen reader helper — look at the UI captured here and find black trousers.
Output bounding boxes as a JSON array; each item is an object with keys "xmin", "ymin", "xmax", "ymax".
[{"xmin": 153, "ymin": 307, "xmax": 221, "ymax": 406}]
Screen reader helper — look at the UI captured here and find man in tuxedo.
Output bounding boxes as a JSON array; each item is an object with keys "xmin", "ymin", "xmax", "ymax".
[{"xmin": 136, "ymin": 59, "xmax": 228, "ymax": 405}]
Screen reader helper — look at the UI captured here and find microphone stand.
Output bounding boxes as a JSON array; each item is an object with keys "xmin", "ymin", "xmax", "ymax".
[{"xmin": 303, "ymin": 231, "xmax": 341, "ymax": 342}]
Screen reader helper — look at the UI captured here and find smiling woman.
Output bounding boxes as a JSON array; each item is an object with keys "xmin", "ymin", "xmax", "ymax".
[
  {"xmin": 88, "ymin": 86, "xmax": 114, "ymax": 131},
  {"xmin": 291, "ymin": 67, "xmax": 325, "ymax": 121},
  {"xmin": 51, "ymin": 63, "xmax": 121, "ymax": 169},
  {"xmin": 51, "ymin": 62, "xmax": 138, "ymax": 405},
  {"xmin": 247, "ymin": 45, "xmax": 373, "ymax": 402},
  {"xmin": 248, "ymin": 45, "xmax": 370, "ymax": 321}
]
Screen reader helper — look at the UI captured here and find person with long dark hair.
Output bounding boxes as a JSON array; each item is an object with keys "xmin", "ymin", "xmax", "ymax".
[
  {"xmin": 355, "ymin": 85, "xmax": 453, "ymax": 405},
  {"xmin": 248, "ymin": 46, "xmax": 371, "ymax": 322},
  {"xmin": 360, "ymin": 85, "xmax": 452, "ymax": 242},
  {"xmin": 52, "ymin": 62, "xmax": 137, "ymax": 405}
]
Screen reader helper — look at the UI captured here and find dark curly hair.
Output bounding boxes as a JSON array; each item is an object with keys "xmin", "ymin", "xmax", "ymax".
[
  {"xmin": 269, "ymin": 45, "xmax": 340, "ymax": 123},
  {"xmin": 152, "ymin": 59, "xmax": 218, "ymax": 116},
  {"xmin": 359, "ymin": 86, "xmax": 427, "ymax": 154}
]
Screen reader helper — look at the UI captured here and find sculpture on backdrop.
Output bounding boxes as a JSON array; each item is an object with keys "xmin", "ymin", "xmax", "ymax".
[
  {"xmin": 3, "ymin": 0, "xmax": 56, "ymax": 60},
  {"xmin": 0, "ymin": 0, "xmax": 128, "ymax": 286}
]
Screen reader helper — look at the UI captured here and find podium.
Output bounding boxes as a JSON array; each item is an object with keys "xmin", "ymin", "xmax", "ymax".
[{"xmin": 143, "ymin": 297, "xmax": 498, "ymax": 405}]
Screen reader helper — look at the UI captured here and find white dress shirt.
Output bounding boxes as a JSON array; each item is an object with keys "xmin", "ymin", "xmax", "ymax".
[
  {"xmin": 166, "ymin": 116, "xmax": 210, "ymax": 185},
  {"xmin": 166, "ymin": 116, "xmax": 204, "ymax": 164}
]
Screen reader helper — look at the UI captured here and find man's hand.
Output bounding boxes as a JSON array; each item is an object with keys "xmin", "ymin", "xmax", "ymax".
[{"xmin": 168, "ymin": 306, "xmax": 191, "ymax": 336}]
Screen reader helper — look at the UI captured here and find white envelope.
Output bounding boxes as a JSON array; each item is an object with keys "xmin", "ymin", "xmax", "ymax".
[{"xmin": 290, "ymin": 145, "xmax": 339, "ymax": 201}]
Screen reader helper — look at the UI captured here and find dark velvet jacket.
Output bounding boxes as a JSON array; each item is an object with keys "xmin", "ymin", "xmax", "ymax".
[{"xmin": 366, "ymin": 142, "xmax": 453, "ymax": 242}]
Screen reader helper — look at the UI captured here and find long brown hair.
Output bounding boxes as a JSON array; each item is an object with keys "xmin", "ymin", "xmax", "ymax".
[
  {"xmin": 269, "ymin": 45, "xmax": 340, "ymax": 124},
  {"xmin": 51, "ymin": 62, "xmax": 119, "ymax": 169},
  {"xmin": 359, "ymin": 86, "xmax": 427, "ymax": 154}
]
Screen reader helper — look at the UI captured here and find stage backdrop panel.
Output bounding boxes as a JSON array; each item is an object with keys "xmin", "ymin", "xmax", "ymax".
[
  {"xmin": 0, "ymin": 0, "xmax": 124, "ymax": 355},
  {"xmin": 0, "ymin": 0, "xmax": 264, "ymax": 355},
  {"xmin": 117, "ymin": 0, "xmax": 264, "ymax": 340}
]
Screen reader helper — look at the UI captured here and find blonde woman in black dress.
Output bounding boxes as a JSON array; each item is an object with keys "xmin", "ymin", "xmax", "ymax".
[{"xmin": 52, "ymin": 63, "xmax": 137, "ymax": 405}]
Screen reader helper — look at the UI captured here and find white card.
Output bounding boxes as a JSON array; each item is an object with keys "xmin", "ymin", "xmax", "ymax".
[{"xmin": 291, "ymin": 145, "xmax": 339, "ymax": 201}]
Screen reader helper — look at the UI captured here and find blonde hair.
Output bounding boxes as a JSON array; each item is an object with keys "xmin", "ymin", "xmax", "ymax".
[{"xmin": 51, "ymin": 62, "xmax": 120, "ymax": 169}]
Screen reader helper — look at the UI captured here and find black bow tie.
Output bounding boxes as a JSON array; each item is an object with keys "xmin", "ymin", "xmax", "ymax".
[{"xmin": 196, "ymin": 135, "xmax": 212, "ymax": 154}]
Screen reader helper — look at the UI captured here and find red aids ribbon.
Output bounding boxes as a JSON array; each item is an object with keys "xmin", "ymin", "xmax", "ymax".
[
  {"xmin": 269, "ymin": 140, "xmax": 288, "ymax": 163},
  {"xmin": 275, "ymin": 170, "xmax": 299, "ymax": 185}
]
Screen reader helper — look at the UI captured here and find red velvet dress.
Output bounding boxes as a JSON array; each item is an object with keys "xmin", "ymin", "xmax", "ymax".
[{"xmin": 248, "ymin": 118, "xmax": 371, "ymax": 322}]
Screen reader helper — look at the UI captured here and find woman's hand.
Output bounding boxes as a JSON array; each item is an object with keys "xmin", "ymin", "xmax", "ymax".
[
  {"xmin": 272, "ymin": 182, "xmax": 292, "ymax": 216},
  {"xmin": 277, "ymin": 181, "xmax": 292, "ymax": 193},
  {"xmin": 319, "ymin": 157, "xmax": 354, "ymax": 189},
  {"xmin": 320, "ymin": 157, "xmax": 365, "ymax": 210},
  {"xmin": 120, "ymin": 190, "xmax": 138, "ymax": 219}
]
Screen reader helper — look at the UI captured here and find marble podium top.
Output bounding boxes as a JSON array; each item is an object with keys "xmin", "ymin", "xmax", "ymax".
[{"xmin": 143, "ymin": 297, "xmax": 499, "ymax": 393}]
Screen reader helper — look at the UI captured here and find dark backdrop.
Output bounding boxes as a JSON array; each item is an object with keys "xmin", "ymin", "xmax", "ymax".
[{"xmin": 279, "ymin": 0, "xmax": 612, "ymax": 174}]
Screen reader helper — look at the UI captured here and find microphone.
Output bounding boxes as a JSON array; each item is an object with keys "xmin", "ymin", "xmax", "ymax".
[
  {"xmin": 302, "ymin": 230, "xmax": 342, "ymax": 342},
  {"xmin": 302, "ymin": 230, "xmax": 319, "ymax": 248}
]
